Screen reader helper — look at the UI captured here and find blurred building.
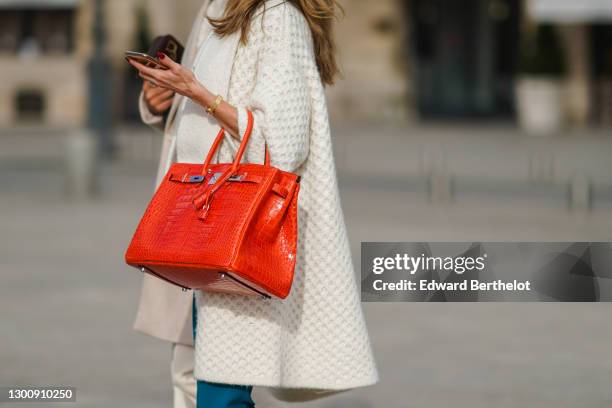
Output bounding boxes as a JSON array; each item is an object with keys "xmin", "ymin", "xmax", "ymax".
[
  {"xmin": 0, "ymin": 0, "xmax": 85, "ymax": 127},
  {"xmin": 0, "ymin": 0, "xmax": 181, "ymax": 128},
  {"xmin": 1, "ymin": 0, "xmax": 612, "ymax": 128}
]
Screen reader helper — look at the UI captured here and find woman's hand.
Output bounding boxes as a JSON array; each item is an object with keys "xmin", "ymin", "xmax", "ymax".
[
  {"xmin": 128, "ymin": 52, "xmax": 204, "ymax": 100},
  {"xmin": 128, "ymin": 51, "xmax": 240, "ymax": 139},
  {"xmin": 142, "ymin": 80, "xmax": 174, "ymax": 116}
]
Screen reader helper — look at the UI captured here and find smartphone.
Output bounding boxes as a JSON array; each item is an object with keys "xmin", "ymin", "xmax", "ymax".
[{"xmin": 125, "ymin": 51, "xmax": 168, "ymax": 70}]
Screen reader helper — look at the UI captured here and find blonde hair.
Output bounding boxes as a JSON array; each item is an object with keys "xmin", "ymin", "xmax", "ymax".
[{"xmin": 208, "ymin": 0, "xmax": 343, "ymax": 85}]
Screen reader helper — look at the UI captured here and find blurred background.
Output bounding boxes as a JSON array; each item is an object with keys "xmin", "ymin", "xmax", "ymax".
[{"xmin": 2, "ymin": 0, "xmax": 612, "ymax": 407}]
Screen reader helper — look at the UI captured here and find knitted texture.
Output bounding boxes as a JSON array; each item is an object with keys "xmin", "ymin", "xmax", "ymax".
[
  {"xmin": 190, "ymin": 1, "xmax": 379, "ymax": 391},
  {"xmin": 174, "ymin": 0, "xmax": 229, "ymax": 164}
]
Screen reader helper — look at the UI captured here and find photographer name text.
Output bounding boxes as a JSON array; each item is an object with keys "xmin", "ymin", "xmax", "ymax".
[{"xmin": 372, "ymin": 279, "xmax": 531, "ymax": 292}]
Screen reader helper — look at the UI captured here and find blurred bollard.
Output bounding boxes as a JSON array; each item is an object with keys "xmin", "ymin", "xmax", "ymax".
[
  {"xmin": 516, "ymin": 78, "xmax": 565, "ymax": 136},
  {"xmin": 568, "ymin": 174, "xmax": 591, "ymax": 212},
  {"xmin": 529, "ymin": 151, "xmax": 554, "ymax": 183},
  {"xmin": 423, "ymin": 148, "xmax": 452, "ymax": 203},
  {"xmin": 63, "ymin": 130, "xmax": 98, "ymax": 199},
  {"xmin": 429, "ymin": 171, "xmax": 453, "ymax": 204}
]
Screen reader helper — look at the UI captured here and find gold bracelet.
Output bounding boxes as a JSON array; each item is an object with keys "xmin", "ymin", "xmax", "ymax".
[{"xmin": 206, "ymin": 95, "xmax": 223, "ymax": 115}]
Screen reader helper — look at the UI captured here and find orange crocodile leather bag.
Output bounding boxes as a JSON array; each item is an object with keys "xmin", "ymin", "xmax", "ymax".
[{"xmin": 125, "ymin": 111, "xmax": 300, "ymax": 299}]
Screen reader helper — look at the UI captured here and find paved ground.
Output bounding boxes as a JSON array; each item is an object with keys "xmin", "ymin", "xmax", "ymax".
[{"xmin": 2, "ymin": 125, "xmax": 612, "ymax": 407}]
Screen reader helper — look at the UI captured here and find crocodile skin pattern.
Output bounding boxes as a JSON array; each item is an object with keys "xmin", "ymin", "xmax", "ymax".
[{"xmin": 126, "ymin": 114, "xmax": 300, "ymax": 299}]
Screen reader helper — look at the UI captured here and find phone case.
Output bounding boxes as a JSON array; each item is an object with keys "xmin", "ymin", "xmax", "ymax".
[{"xmin": 147, "ymin": 35, "xmax": 185, "ymax": 63}]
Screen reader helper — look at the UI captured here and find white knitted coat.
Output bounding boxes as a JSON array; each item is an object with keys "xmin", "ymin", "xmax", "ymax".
[{"xmin": 142, "ymin": 0, "xmax": 378, "ymax": 395}]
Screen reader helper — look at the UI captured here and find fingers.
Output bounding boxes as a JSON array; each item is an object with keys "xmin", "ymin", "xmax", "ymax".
[
  {"xmin": 156, "ymin": 52, "xmax": 180, "ymax": 71},
  {"xmin": 149, "ymin": 89, "xmax": 174, "ymax": 106},
  {"xmin": 146, "ymin": 84, "xmax": 172, "ymax": 99},
  {"xmin": 139, "ymin": 72, "xmax": 161, "ymax": 87},
  {"xmin": 144, "ymin": 84, "xmax": 174, "ymax": 115},
  {"xmin": 129, "ymin": 59, "xmax": 165, "ymax": 81},
  {"xmin": 144, "ymin": 79, "xmax": 162, "ymax": 90},
  {"xmin": 156, "ymin": 98, "xmax": 173, "ymax": 113},
  {"xmin": 128, "ymin": 58, "xmax": 147, "ymax": 73},
  {"xmin": 146, "ymin": 91, "xmax": 173, "ymax": 115}
]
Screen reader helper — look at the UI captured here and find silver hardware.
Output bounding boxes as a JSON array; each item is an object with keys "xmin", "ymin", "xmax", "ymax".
[
  {"xmin": 219, "ymin": 272, "xmax": 226, "ymax": 279},
  {"xmin": 188, "ymin": 175, "xmax": 205, "ymax": 183},
  {"xmin": 138, "ymin": 265, "xmax": 190, "ymax": 291},
  {"xmin": 228, "ymin": 174, "xmax": 244, "ymax": 182},
  {"xmin": 208, "ymin": 172, "xmax": 223, "ymax": 184}
]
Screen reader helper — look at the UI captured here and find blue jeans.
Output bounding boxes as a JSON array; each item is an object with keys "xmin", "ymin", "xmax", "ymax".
[{"xmin": 192, "ymin": 295, "xmax": 255, "ymax": 408}]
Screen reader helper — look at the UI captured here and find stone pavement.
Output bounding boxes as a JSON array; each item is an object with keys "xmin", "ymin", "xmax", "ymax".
[{"xmin": 2, "ymin": 124, "xmax": 612, "ymax": 407}]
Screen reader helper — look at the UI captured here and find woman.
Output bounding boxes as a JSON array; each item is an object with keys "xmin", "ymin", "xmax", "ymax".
[{"xmin": 128, "ymin": 0, "xmax": 378, "ymax": 406}]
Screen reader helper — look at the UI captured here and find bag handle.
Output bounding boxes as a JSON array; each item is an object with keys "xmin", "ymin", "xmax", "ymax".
[
  {"xmin": 201, "ymin": 110, "xmax": 269, "ymax": 175},
  {"xmin": 193, "ymin": 110, "xmax": 269, "ymax": 215}
]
